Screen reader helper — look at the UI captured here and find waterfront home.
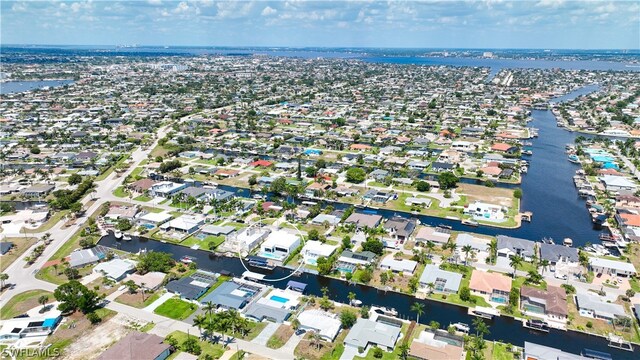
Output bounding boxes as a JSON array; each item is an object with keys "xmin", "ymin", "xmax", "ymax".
[
  {"xmin": 301, "ymin": 240, "xmax": 338, "ymax": 265},
  {"xmin": 200, "ymin": 224, "xmax": 236, "ymax": 237},
  {"xmin": 104, "ymin": 205, "xmax": 139, "ymax": 221},
  {"xmin": 305, "ymin": 182, "xmax": 332, "ymax": 197},
  {"xmin": 539, "ymin": 243, "xmax": 579, "ymax": 267},
  {"xmin": 344, "ymin": 318, "xmax": 401, "ymax": 352},
  {"xmin": 0, "ymin": 307, "xmax": 62, "ymax": 341},
  {"xmin": 166, "ymin": 271, "xmax": 217, "ymax": 300},
  {"xmin": 383, "ymin": 216, "xmax": 417, "ymax": 242},
  {"xmin": 69, "ymin": 247, "xmax": 107, "ymax": 268},
  {"xmin": 344, "ymin": 212, "xmax": 383, "ymax": 229},
  {"xmin": 415, "ymin": 226, "xmax": 451, "ymax": 245},
  {"xmin": 93, "ymin": 258, "xmax": 136, "ymax": 281},
  {"xmin": 137, "ymin": 212, "xmax": 172, "ymax": 228},
  {"xmin": 149, "ymin": 181, "xmax": 188, "ymax": 197},
  {"xmin": 363, "ymin": 189, "xmax": 395, "ymax": 203},
  {"xmin": 199, "ymin": 280, "xmax": 259, "ymax": 310},
  {"xmin": 616, "ymin": 195, "xmax": 640, "ymax": 209},
  {"xmin": 430, "ymin": 162, "xmax": 455, "ymax": 172},
  {"xmin": 159, "ymin": 215, "xmax": 205, "ymax": 234},
  {"xmin": 20, "ymin": 184, "xmax": 55, "ymax": 198},
  {"xmin": 97, "ymin": 332, "xmax": 172, "ymax": 360},
  {"xmin": 455, "ymin": 234, "xmax": 490, "ymax": 258},
  {"xmin": 520, "ymin": 285, "xmax": 568, "ymax": 322},
  {"xmin": 405, "ymin": 197, "xmax": 433, "ymax": 207},
  {"xmin": 297, "ymin": 310, "xmax": 342, "ymax": 341},
  {"xmin": 523, "ymin": 342, "xmax": 584, "ymax": 360},
  {"xmin": 464, "ymin": 201, "xmax": 506, "ymax": 222},
  {"xmin": 224, "ymin": 226, "xmax": 271, "ymax": 253},
  {"xmin": 496, "ymin": 235, "xmax": 536, "ymax": 261},
  {"xmin": 335, "ymin": 250, "xmax": 377, "ymax": 273},
  {"xmin": 258, "ymin": 230, "xmax": 301, "ymax": 262},
  {"xmin": 575, "ymin": 293, "xmax": 627, "ymax": 321},
  {"xmin": 491, "ymin": 143, "xmax": 519, "ymax": 154},
  {"xmin": 379, "ymin": 255, "xmax": 418, "ymax": 276},
  {"xmin": 177, "ymin": 187, "xmax": 234, "ymax": 203},
  {"xmin": 418, "ymin": 264, "xmax": 462, "ymax": 295},
  {"xmin": 469, "ymin": 270, "xmax": 512, "ymax": 304},
  {"xmin": 409, "ymin": 329, "xmax": 465, "ymax": 360},
  {"xmin": 588, "ymin": 257, "xmax": 637, "ymax": 277},
  {"xmin": 599, "ymin": 175, "xmax": 638, "ymax": 193}
]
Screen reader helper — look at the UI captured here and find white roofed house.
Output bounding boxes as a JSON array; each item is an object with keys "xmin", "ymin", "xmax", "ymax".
[
  {"xmin": 301, "ymin": 240, "xmax": 338, "ymax": 265},
  {"xmin": 160, "ymin": 214, "xmax": 205, "ymax": 234},
  {"xmin": 149, "ymin": 181, "xmax": 188, "ymax": 197},
  {"xmin": 258, "ymin": 230, "xmax": 301, "ymax": 263},
  {"xmin": 93, "ymin": 258, "xmax": 136, "ymax": 281},
  {"xmin": 223, "ymin": 226, "xmax": 271, "ymax": 253},
  {"xmin": 297, "ymin": 310, "xmax": 342, "ymax": 342},
  {"xmin": 599, "ymin": 175, "xmax": 638, "ymax": 193},
  {"xmin": 344, "ymin": 318, "xmax": 401, "ymax": 352},
  {"xmin": 137, "ymin": 212, "xmax": 172, "ymax": 227},
  {"xmin": 379, "ymin": 255, "xmax": 418, "ymax": 276},
  {"xmin": 418, "ymin": 264, "xmax": 463, "ymax": 295},
  {"xmin": 588, "ymin": 257, "xmax": 637, "ymax": 277}
]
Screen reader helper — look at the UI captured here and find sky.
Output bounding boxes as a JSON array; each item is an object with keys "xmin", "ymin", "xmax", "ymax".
[{"xmin": 1, "ymin": 1, "xmax": 639, "ymax": 49}]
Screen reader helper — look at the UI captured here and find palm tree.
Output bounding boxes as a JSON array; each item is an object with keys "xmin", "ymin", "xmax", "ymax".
[
  {"xmin": 310, "ymin": 330, "xmax": 322, "ymax": 350},
  {"xmin": 193, "ymin": 314, "xmax": 207, "ymax": 338},
  {"xmin": 291, "ymin": 317, "xmax": 301, "ymax": 331},
  {"xmin": 140, "ymin": 282, "xmax": 147, "ymax": 301},
  {"xmin": 0, "ymin": 273, "xmax": 8, "ymax": 289},
  {"xmin": 398, "ymin": 343, "xmax": 410, "ymax": 360},
  {"xmin": 38, "ymin": 295, "xmax": 49, "ymax": 310},
  {"xmin": 426, "ymin": 282, "xmax": 435, "ymax": 296},
  {"xmin": 509, "ymin": 255, "xmax": 524, "ymax": 278},
  {"xmin": 347, "ymin": 292, "xmax": 356, "ymax": 305},
  {"xmin": 425, "ymin": 241, "xmax": 435, "ymax": 258},
  {"xmin": 488, "ymin": 239, "xmax": 498, "ymax": 264},
  {"xmin": 540, "ymin": 259, "xmax": 550, "ymax": 275},
  {"xmin": 411, "ymin": 302, "xmax": 425, "ymax": 324},
  {"xmin": 462, "ymin": 245, "xmax": 473, "ymax": 265},
  {"xmin": 447, "ymin": 242, "xmax": 458, "ymax": 263}
]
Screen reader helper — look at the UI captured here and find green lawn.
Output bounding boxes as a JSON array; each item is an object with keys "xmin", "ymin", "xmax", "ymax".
[
  {"xmin": 183, "ymin": 235, "xmax": 226, "ymax": 250},
  {"xmin": 154, "ymin": 298, "xmax": 198, "ymax": 320},
  {"xmin": 165, "ymin": 330, "xmax": 225, "ymax": 359},
  {"xmin": 134, "ymin": 194, "xmax": 153, "ymax": 202},
  {"xmin": 491, "ymin": 342, "xmax": 518, "ymax": 360},
  {"xmin": 113, "ymin": 186, "xmax": 129, "ymax": 198},
  {"xmin": 36, "ymin": 265, "xmax": 93, "ymax": 285},
  {"xmin": 0, "ymin": 290, "xmax": 53, "ymax": 319},
  {"xmin": 203, "ymin": 314, "xmax": 268, "ymax": 340}
]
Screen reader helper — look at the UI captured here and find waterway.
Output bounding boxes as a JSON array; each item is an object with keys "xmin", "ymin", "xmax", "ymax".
[
  {"xmin": 98, "ymin": 234, "xmax": 637, "ymax": 358},
  {"xmin": 0, "ymin": 80, "xmax": 74, "ymax": 94}
]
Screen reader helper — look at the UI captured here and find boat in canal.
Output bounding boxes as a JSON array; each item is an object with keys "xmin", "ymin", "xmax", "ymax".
[
  {"xmin": 461, "ymin": 219, "xmax": 479, "ymax": 227},
  {"xmin": 180, "ymin": 255, "xmax": 195, "ymax": 264},
  {"xmin": 371, "ymin": 306, "xmax": 398, "ymax": 317},
  {"xmin": 568, "ymin": 154, "xmax": 580, "ymax": 163},
  {"xmin": 450, "ymin": 322, "xmax": 470, "ymax": 334},
  {"xmin": 122, "ymin": 234, "xmax": 132, "ymax": 241},
  {"xmin": 246, "ymin": 255, "xmax": 276, "ymax": 270},
  {"xmin": 468, "ymin": 306, "xmax": 499, "ymax": 319},
  {"xmin": 114, "ymin": 231, "xmax": 123, "ymax": 239},
  {"xmin": 523, "ymin": 319, "xmax": 550, "ymax": 333}
]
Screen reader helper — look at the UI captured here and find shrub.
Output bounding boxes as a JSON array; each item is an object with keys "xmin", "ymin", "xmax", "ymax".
[
  {"xmin": 86, "ymin": 312, "xmax": 101, "ymax": 324},
  {"xmin": 372, "ymin": 347, "xmax": 384, "ymax": 358}
]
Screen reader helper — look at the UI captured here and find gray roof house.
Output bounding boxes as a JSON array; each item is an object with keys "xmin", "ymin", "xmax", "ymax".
[
  {"xmin": 539, "ymin": 243, "xmax": 579, "ymax": 265},
  {"xmin": 199, "ymin": 281, "xmax": 257, "ymax": 310},
  {"xmin": 165, "ymin": 276, "xmax": 210, "ymax": 300},
  {"xmin": 496, "ymin": 235, "xmax": 536, "ymax": 260},
  {"xmin": 0, "ymin": 242, "xmax": 14, "ymax": 255},
  {"xmin": 418, "ymin": 264, "xmax": 463, "ymax": 294},
  {"xmin": 345, "ymin": 213, "xmax": 383, "ymax": 228},
  {"xmin": 344, "ymin": 318, "xmax": 401, "ymax": 352},
  {"xmin": 575, "ymin": 293, "xmax": 628, "ymax": 321},
  {"xmin": 383, "ymin": 217, "xmax": 417, "ymax": 241},
  {"xmin": 69, "ymin": 247, "xmax": 106, "ymax": 268},
  {"xmin": 244, "ymin": 303, "xmax": 291, "ymax": 323}
]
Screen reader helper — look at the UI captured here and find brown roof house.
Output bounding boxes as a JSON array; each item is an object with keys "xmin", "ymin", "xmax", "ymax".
[
  {"xmin": 97, "ymin": 331, "xmax": 172, "ymax": 360},
  {"xmin": 469, "ymin": 270, "xmax": 512, "ymax": 305},
  {"xmin": 520, "ymin": 285, "xmax": 568, "ymax": 323}
]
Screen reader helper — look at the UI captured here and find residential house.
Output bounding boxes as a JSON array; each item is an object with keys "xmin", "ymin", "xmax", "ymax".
[
  {"xmin": 160, "ymin": 215, "xmax": 205, "ymax": 234},
  {"xmin": 539, "ymin": 243, "xmax": 579, "ymax": 267},
  {"xmin": 297, "ymin": 310, "xmax": 342, "ymax": 341},
  {"xmin": 383, "ymin": 216, "xmax": 417, "ymax": 242},
  {"xmin": 575, "ymin": 293, "xmax": 628, "ymax": 321},
  {"xmin": 588, "ymin": 257, "xmax": 637, "ymax": 277},
  {"xmin": 418, "ymin": 264, "xmax": 463, "ymax": 295},
  {"xmin": 469, "ymin": 270, "xmax": 512, "ymax": 304},
  {"xmin": 97, "ymin": 332, "xmax": 172, "ymax": 360},
  {"xmin": 93, "ymin": 258, "xmax": 136, "ymax": 281},
  {"xmin": 199, "ymin": 281, "xmax": 258, "ymax": 310},
  {"xmin": 430, "ymin": 162, "xmax": 455, "ymax": 172},
  {"xmin": 415, "ymin": 226, "xmax": 451, "ymax": 245},
  {"xmin": 335, "ymin": 250, "xmax": 377, "ymax": 273},
  {"xmin": 301, "ymin": 240, "xmax": 338, "ymax": 265},
  {"xmin": 310, "ymin": 213, "xmax": 341, "ymax": 226},
  {"xmin": 149, "ymin": 181, "xmax": 188, "ymax": 197},
  {"xmin": 20, "ymin": 184, "xmax": 55, "ymax": 198},
  {"xmin": 344, "ymin": 213, "xmax": 382, "ymax": 229},
  {"xmin": 127, "ymin": 178, "xmax": 156, "ymax": 193},
  {"xmin": 344, "ymin": 318, "xmax": 401, "ymax": 352},
  {"xmin": 258, "ymin": 230, "xmax": 301, "ymax": 262},
  {"xmin": 599, "ymin": 175, "xmax": 638, "ymax": 193},
  {"xmin": 523, "ymin": 342, "xmax": 585, "ymax": 360},
  {"xmin": 379, "ymin": 255, "xmax": 418, "ymax": 276},
  {"xmin": 496, "ymin": 235, "xmax": 536, "ymax": 261},
  {"xmin": 520, "ymin": 285, "xmax": 568, "ymax": 322}
]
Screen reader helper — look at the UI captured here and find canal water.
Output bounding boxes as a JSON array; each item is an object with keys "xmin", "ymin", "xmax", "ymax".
[
  {"xmin": 0, "ymin": 80, "xmax": 74, "ymax": 94},
  {"xmin": 98, "ymin": 234, "xmax": 637, "ymax": 358}
]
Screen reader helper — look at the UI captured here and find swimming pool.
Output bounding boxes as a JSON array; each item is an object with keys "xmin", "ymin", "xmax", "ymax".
[
  {"xmin": 270, "ymin": 295, "xmax": 289, "ymax": 303},
  {"xmin": 141, "ymin": 224, "xmax": 155, "ymax": 229}
]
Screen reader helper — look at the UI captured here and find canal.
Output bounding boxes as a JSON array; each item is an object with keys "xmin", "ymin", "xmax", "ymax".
[{"xmin": 98, "ymin": 234, "xmax": 637, "ymax": 358}]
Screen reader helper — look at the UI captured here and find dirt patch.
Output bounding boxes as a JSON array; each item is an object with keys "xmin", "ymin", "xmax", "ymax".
[
  {"xmin": 0, "ymin": 236, "xmax": 37, "ymax": 271},
  {"xmin": 294, "ymin": 330, "xmax": 347, "ymax": 360},
  {"xmin": 62, "ymin": 313, "xmax": 140, "ymax": 360},
  {"xmin": 267, "ymin": 324, "xmax": 294, "ymax": 349},
  {"xmin": 458, "ymin": 183, "xmax": 514, "ymax": 208}
]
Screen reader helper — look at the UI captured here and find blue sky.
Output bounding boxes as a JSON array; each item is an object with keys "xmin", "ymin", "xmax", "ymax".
[{"xmin": 2, "ymin": 1, "xmax": 639, "ymax": 49}]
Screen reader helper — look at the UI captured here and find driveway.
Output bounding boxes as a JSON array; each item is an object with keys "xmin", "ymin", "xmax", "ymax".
[
  {"xmin": 252, "ymin": 321, "xmax": 280, "ymax": 346},
  {"xmin": 144, "ymin": 292, "xmax": 174, "ymax": 313}
]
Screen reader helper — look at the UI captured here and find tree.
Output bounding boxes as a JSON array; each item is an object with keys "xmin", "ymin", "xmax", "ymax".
[
  {"xmin": 269, "ymin": 176, "xmax": 287, "ymax": 195},
  {"xmin": 137, "ymin": 251, "xmax": 175, "ymax": 274},
  {"xmin": 626, "ymin": 289, "xmax": 636, "ymax": 298},
  {"xmin": 181, "ymin": 337, "xmax": 202, "ymax": 355},
  {"xmin": 462, "ymin": 245, "xmax": 474, "ymax": 265},
  {"xmin": 415, "ymin": 181, "xmax": 431, "ymax": 192},
  {"xmin": 411, "ymin": 302, "xmax": 425, "ymax": 324},
  {"xmin": 437, "ymin": 172, "xmax": 459, "ymax": 189},
  {"xmin": 459, "ymin": 286, "xmax": 471, "ymax": 302},
  {"xmin": 86, "ymin": 312, "xmax": 101, "ymax": 324},
  {"xmin": 316, "ymin": 256, "xmax": 333, "ymax": 275},
  {"xmin": 513, "ymin": 188, "xmax": 522, "ymax": 199},
  {"xmin": 488, "ymin": 239, "xmax": 498, "ymax": 264},
  {"xmin": 472, "ymin": 317, "xmax": 490, "ymax": 339},
  {"xmin": 339, "ymin": 309, "xmax": 357, "ymax": 328},
  {"xmin": 509, "ymin": 255, "xmax": 524, "ymax": 278},
  {"xmin": 64, "ymin": 267, "xmax": 80, "ymax": 280},
  {"xmin": 54, "ymin": 280, "xmax": 100, "ymax": 314},
  {"xmin": 361, "ymin": 238, "xmax": 384, "ymax": 255},
  {"xmin": 124, "ymin": 280, "xmax": 138, "ymax": 294},
  {"xmin": 307, "ymin": 229, "xmax": 320, "ymax": 241},
  {"xmin": 68, "ymin": 173, "xmax": 82, "ymax": 185},
  {"xmin": 398, "ymin": 343, "xmax": 410, "ymax": 360},
  {"xmin": 116, "ymin": 218, "xmax": 132, "ymax": 231},
  {"xmin": 540, "ymin": 259, "xmax": 550, "ymax": 275},
  {"xmin": 30, "ymin": 146, "xmax": 41, "ymax": 154},
  {"xmin": 193, "ymin": 314, "xmax": 207, "ymax": 337},
  {"xmin": 372, "ymin": 347, "xmax": 384, "ymax": 358},
  {"xmin": 291, "ymin": 317, "xmax": 300, "ymax": 331},
  {"xmin": 345, "ymin": 167, "xmax": 366, "ymax": 183},
  {"xmin": 0, "ymin": 273, "xmax": 8, "ymax": 289},
  {"xmin": 38, "ymin": 295, "xmax": 49, "ymax": 310}
]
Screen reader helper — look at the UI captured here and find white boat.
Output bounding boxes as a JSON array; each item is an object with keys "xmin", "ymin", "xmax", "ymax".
[
  {"xmin": 520, "ymin": 166, "xmax": 528, "ymax": 174},
  {"xmin": 563, "ymin": 238, "xmax": 573, "ymax": 247},
  {"xmin": 123, "ymin": 235, "xmax": 132, "ymax": 241},
  {"xmin": 461, "ymin": 219, "xmax": 479, "ymax": 227},
  {"xmin": 468, "ymin": 306, "xmax": 499, "ymax": 319},
  {"xmin": 450, "ymin": 322, "xmax": 470, "ymax": 334},
  {"xmin": 372, "ymin": 306, "xmax": 398, "ymax": 317},
  {"xmin": 180, "ymin": 255, "xmax": 195, "ymax": 264},
  {"xmin": 114, "ymin": 231, "xmax": 123, "ymax": 239},
  {"xmin": 350, "ymin": 299, "xmax": 363, "ymax": 307},
  {"xmin": 523, "ymin": 319, "xmax": 550, "ymax": 333}
]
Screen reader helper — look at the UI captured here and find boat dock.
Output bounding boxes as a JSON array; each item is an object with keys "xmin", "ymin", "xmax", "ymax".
[{"xmin": 468, "ymin": 306, "xmax": 500, "ymax": 319}]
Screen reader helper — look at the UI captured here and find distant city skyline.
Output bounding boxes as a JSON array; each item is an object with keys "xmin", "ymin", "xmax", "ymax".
[{"xmin": 2, "ymin": 1, "xmax": 639, "ymax": 50}]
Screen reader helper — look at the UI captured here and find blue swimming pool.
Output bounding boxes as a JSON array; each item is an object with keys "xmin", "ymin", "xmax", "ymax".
[
  {"xmin": 141, "ymin": 224, "xmax": 155, "ymax": 229},
  {"xmin": 270, "ymin": 295, "xmax": 289, "ymax": 303}
]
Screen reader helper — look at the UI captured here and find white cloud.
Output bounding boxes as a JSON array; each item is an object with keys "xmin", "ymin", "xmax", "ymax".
[
  {"xmin": 12, "ymin": 2, "xmax": 27, "ymax": 12},
  {"xmin": 536, "ymin": 0, "xmax": 565, "ymax": 9},
  {"xmin": 261, "ymin": 6, "xmax": 277, "ymax": 16},
  {"xmin": 147, "ymin": 0, "xmax": 162, "ymax": 5}
]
